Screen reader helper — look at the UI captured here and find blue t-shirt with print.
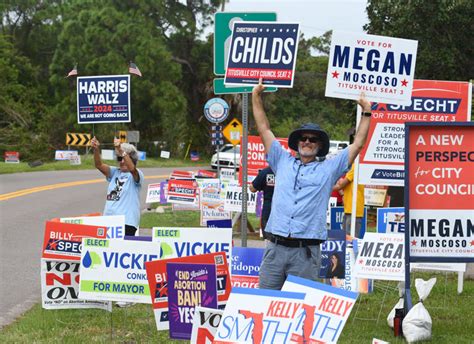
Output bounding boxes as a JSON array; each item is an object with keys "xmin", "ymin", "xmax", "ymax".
[{"xmin": 103, "ymin": 167, "xmax": 144, "ymax": 228}]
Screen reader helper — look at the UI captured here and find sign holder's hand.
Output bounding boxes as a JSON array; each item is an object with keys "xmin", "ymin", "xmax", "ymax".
[{"xmin": 357, "ymin": 92, "xmax": 372, "ymax": 113}]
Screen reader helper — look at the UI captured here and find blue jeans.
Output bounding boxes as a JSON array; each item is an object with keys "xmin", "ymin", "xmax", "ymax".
[{"xmin": 258, "ymin": 241, "xmax": 321, "ymax": 290}]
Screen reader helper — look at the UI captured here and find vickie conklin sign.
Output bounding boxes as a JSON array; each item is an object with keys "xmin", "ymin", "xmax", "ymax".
[
  {"xmin": 406, "ymin": 122, "xmax": 474, "ymax": 261},
  {"xmin": 224, "ymin": 22, "xmax": 300, "ymax": 87},
  {"xmin": 77, "ymin": 75, "xmax": 130, "ymax": 124},
  {"xmin": 326, "ymin": 31, "xmax": 417, "ymax": 106}
]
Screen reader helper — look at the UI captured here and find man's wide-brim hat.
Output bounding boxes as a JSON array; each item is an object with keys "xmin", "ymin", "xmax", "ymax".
[{"xmin": 288, "ymin": 123, "xmax": 330, "ymax": 157}]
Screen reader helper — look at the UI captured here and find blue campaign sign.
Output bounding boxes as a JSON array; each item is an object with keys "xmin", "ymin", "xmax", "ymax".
[
  {"xmin": 330, "ymin": 206, "xmax": 367, "ymax": 237},
  {"xmin": 376, "ymin": 207, "xmax": 405, "ymax": 233},
  {"xmin": 224, "ymin": 22, "xmax": 300, "ymax": 88},
  {"xmin": 77, "ymin": 75, "xmax": 131, "ymax": 124},
  {"xmin": 319, "ymin": 230, "xmax": 346, "ymax": 279},
  {"xmin": 231, "ymin": 247, "xmax": 264, "ymax": 276}
]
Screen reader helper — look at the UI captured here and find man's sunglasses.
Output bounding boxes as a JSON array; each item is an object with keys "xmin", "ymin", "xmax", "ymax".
[
  {"xmin": 299, "ymin": 136, "xmax": 319, "ymax": 143},
  {"xmin": 117, "ymin": 156, "xmax": 123, "ymax": 162}
]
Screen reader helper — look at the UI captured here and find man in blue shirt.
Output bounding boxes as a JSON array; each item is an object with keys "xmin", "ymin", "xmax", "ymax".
[{"xmin": 252, "ymin": 78, "xmax": 372, "ymax": 290}]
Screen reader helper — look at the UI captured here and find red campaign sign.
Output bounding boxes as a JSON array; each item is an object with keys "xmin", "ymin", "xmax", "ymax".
[
  {"xmin": 359, "ymin": 80, "xmax": 471, "ymax": 186},
  {"xmin": 169, "ymin": 170, "xmax": 195, "ymax": 180},
  {"xmin": 4, "ymin": 151, "xmax": 20, "ymax": 162},
  {"xmin": 407, "ymin": 123, "xmax": 474, "ymax": 260},
  {"xmin": 239, "ymin": 136, "xmax": 292, "ymax": 184},
  {"xmin": 42, "ymin": 221, "xmax": 107, "ymax": 261},
  {"xmin": 196, "ymin": 170, "xmax": 217, "ymax": 178},
  {"xmin": 145, "ymin": 252, "xmax": 231, "ymax": 329},
  {"xmin": 167, "ymin": 179, "xmax": 198, "ymax": 203},
  {"xmin": 408, "ymin": 125, "xmax": 474, "ymax": 209}
]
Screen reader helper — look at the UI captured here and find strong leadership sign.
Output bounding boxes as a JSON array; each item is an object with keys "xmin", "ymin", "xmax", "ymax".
[
  {"xmin": 225, "ymin": 22, "xmax": 300, "ymax": 87},
  {"xmin": 359, "ymin": 80, "xmax": 472, "ymax": 186},
  {"xmin": 406, "ymin": 122, "xmax": 474, "ymax": 261},
  {"xmin": 77, "ymin": 75, "xmax": 130, "ymax": 124},
  {"xmin": 326, "ymin": 31, "xmax": 418, "ymax": 105}
]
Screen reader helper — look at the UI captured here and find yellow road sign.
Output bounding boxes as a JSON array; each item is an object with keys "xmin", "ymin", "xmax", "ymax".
[
  {"xmin": 118, "ymin": 130, "xmax": 127, "ymax": 143},
  {"xmin": 223, "ymin": 118, "xmax": 242, "ymax": 145},
  {"xmin": 66, "ymin": 133, "xmax": 91, "ymax": 146}
]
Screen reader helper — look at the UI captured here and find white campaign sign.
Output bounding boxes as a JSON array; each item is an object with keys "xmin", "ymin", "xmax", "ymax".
[
  {"xmin": 190, "ymin": 306, "xmax": 224, "ymax": 344},
  {"xmin": 60, "ymin": 215, "xmax": 126, "ymax": 239},
  {"xmin": 223, "ymin": 185, "xmax": 257, "ymax": 213},
  {"xmin": 282, "ymin": 275, "xmax": 358, "ymax": 343},
  {"xmin": 145, "ymin": 183, "xmax": 161, "ymax": 204},
  {"xmin": 354, "ymin": 233, "xmax": 405, "ymax": 281},
  {"xmin": 152, "ymin": 227, "xmax": 232, "ymax": 262},
  {"xmin": 79, "ymin": 239, "xmax": 161, "ymax": 303},
  {"xmin": 326, "ymin": 31, "xmax": 418, "ymax": 105},
  {"xmin": 41, "ymin": 259, "xmax": 111, "ymax": 311},
  {"xmin": 198, "ymin": 178, "xmax": 231, "ymax": 226}
]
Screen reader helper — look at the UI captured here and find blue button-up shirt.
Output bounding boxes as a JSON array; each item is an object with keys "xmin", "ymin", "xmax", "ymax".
[{"xmin": 265, "ymin": 140, "xmax": 349, "ymax": 240}]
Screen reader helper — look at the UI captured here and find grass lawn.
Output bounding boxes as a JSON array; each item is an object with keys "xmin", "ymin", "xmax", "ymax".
[
  {"xmin": 1, "ymin": 212, "xmax": 472, "ymax": 343},
  {"xmin": 0, "ymin": 154, "xmax": 207, "ymax": 174}
]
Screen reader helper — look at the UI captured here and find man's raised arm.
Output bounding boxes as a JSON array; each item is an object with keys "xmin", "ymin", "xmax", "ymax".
[
  {"xmin": 252, "ymin": 78, "xmax": 276, "ymax": 154},
  {"xmin": 348, "ymin": 93, "xmax": 372, "ymax": 166}
]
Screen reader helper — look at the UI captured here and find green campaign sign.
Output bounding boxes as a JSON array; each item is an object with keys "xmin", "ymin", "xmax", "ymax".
[{"xmin": 214, "ymin": 12, "xmax": 277, "ymax": 76}]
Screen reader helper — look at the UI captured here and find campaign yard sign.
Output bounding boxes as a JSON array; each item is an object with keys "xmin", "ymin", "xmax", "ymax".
[
  {"xmin": 406, "ymin": 122, "xmax": 474, "ymax": 261},
  {"xmin": 358, "ymin": 80, "xmax": 472, "ymax": 186},
  {"xmin": 190, "ymin": 306, "xmax": 224, "ymax": 344},
  {"xmin": 59, "ymin": 215, "xmax": 125, "ymax": 239},
  {"xmin": 79, "ymin": 238, "xmax": 161, "ymax": 303},
  {"xmin": 377, "ymin": 207, "xmax": 405, "ymax": 233},
  {"xmin": 240, "ymin": 135, "xmax": 291, "ymax": 184},
  {"xmin": 42, "ymin": 221, "xmax": 107, "ymax": 261},
  {"xmin": 330, "ymin": 242, "xmax": 374, "ymax": 294},
  {"xmin": 167, "ymin": 263, "xmax": 218, "ymax": 340},
  {"xmin": 213, "ymin": 287, "xmax": 306, "ymax": 343},
  {"xmin": 223, "ymin": 184, "xmax": 257, "ymax": 213},
  {"xmin": 198, "ymin": 178, "xmax": 231, "ymax": 226},
  {"xmin": 353, "ymin": 232, "xmax": 405, "ymax": 281},
  {"xmin": 145, "ymin": 183, "xmax": 162, "ymax": 204},
  {"xmin": 224, "ymin": 22, "xmax": 300, "ymax": 88},
  {"xmin": 145, "ymin": 252, "xmax": 230, "ymax": 331},
  {"xmin": 282, "ymin": 275, "xmax": 358, "ymax": 343},
  {"xmin": 41, "ymin": 259, "xmax": 111, "ymax": 311},
  {"xmin": 326, "ymin": 31, "xmax": 418, "ymax": 105},
  {"xmin": 231, "ymin": 247, "xmax": 264, "ymax": 289},
  {"xmin": 319, "ymin": 230, "xmax": 346, "ymax": 279},
  {"xmin": 55, "ymin": 150, "xmax": 78, "ymax": 161},
  {"xmin": 77, "ymin": 75, "xmax": 130, "ymax": 124},
  {"xmin": 330, "ymin": 206, "xmax": 367, "ymax": 238},
  {"xmin": 167, "ymin": 179, "xmax": 198, "ymax": 205},
  {"xmin": 152, "ymin": 227, "xmax": 232, "ymax": 262}
]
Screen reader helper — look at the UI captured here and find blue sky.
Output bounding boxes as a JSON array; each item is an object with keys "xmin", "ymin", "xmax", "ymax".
[{"xmin": 223, "ymin": 0, "xmax": 368, "ymax": 39}]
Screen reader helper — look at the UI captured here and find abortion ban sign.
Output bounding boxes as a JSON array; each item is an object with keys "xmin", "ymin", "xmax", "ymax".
[
  {"xmin": 225, "ymin": 22, "xmax": 300, "ymax": 87},
  {"xmin": 406, "ymin": 122, "xmax": 474, "ymax": 261}
]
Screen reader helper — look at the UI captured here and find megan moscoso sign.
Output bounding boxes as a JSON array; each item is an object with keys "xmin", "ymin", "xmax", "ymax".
[{"xmin": 406, "ymin": 122, "xmax": 474, "ymax": 262}]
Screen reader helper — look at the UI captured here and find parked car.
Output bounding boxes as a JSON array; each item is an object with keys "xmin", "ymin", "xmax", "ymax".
[
  {"xmin": 211, "ymin": 144, "xmax": 240, "ymax": 169},
  {"xmin": 328, "ymin": 140, "xmax": 349, "ymax": 155}
]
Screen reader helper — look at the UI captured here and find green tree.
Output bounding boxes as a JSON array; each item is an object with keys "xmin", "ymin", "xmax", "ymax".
[{"xmin": 365, "ymin": 0, "xmax": 473, "ymax": 81}]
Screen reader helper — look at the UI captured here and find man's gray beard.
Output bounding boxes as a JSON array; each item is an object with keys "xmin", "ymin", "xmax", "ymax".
[{"xmin": 298, "ymin": 146, "xmax": 319, "ymax": 158}]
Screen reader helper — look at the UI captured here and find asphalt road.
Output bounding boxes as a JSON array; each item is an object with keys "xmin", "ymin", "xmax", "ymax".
[{"xmin": 0, "ymin": 166, "xmax": 200, "ymax": 327}]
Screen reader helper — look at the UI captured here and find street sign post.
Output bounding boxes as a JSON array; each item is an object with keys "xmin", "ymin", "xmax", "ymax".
[{"xmin": 213, "ymin": 78, "xmax": 277, "ymax": 95}]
